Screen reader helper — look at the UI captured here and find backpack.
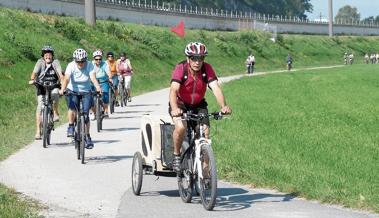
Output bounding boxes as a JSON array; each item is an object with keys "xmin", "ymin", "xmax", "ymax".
[{"xmin": 179, "ymin": 60, "xmax": 208, "ymax": 84}]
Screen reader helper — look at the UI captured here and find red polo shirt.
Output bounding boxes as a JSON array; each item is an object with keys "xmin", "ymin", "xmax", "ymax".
[{"xmin": 171, "ymin": 62, "xmax": 217, "ymax": 106}]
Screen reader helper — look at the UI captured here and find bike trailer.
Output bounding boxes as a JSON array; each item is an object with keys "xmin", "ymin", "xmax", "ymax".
[{"xmin": 140, "ymin": 115, "xmax": 189, "ymax": 174}]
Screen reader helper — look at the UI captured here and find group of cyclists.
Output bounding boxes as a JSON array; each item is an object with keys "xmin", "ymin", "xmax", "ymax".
[
  {"xmin": 245, "ymin": 53, "xmax": 294, "ymax": 73},
  {"xmin": 29, "ymin": 42, "xmax": 232, "ymax": 166},
  {"xmin": 364, "ymin": 53, "xmax": 379, "ymax": 64},
  {"xmin": 29, "ymin": 46, "xmax": 134, "ymax": 148},
  {"xmin": 344, "ymin": 52, "xmax": 354, "ymax": 65}
]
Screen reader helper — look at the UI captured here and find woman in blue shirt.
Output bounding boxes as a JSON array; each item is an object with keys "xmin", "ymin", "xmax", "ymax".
[
  {"xmin": 92, "ymin": 50, "xmax": 112, "ymax": 117},
  {"xmin": 59, "ymin": 48, "xmax": 102, "ymax": 149}
]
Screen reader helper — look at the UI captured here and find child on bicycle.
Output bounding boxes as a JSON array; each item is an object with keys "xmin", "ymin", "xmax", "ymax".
[{"xmin": 169, "ymin": 42, "xmax": 232, "ymax": 172}]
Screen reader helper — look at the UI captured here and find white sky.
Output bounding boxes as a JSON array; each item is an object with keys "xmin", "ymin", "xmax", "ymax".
[{"xmin": 306, "ymin": 0, "xmax": 379, "ymax": 20}]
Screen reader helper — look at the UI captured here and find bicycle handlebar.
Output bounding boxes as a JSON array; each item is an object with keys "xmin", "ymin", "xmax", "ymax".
[
  {"xmin": 181, "ymin": 111, "xmax": 225, "ymax": 121},
  {"xmin": 31, "ymin": 80, "xmax": 59, "ymax": 88},
  {"xmin": 63, "ymin": 90, "xmax": 97, "ymax": 96}
]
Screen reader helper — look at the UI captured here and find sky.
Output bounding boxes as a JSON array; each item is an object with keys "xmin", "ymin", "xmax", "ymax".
[{"xmin": 306, "ymin": 0, "xmax": 379, "ymax": 21}]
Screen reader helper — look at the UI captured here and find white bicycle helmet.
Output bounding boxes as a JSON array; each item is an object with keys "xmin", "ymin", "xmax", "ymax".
[
  {"xmin": 73, "ymin": 48, "xmax": 87, "ymax": 62},
  {"xmin": 184, "ymin": 42, "xmax": 208, "ymax": 57},
  {"xmin": 92, "ymin": 49, "xmax": 103, "ymax": 58}
]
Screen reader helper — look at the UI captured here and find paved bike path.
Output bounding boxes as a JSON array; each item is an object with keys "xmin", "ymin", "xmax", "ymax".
[{"xmin": 0, "ymin": 66, "xmax": 377, "ymax": 218}]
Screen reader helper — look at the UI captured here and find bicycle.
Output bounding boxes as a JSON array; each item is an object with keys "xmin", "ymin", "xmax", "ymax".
[
  {"xmin": 177, "ymin": 111, "xmax": 223, "ymax": 211},
  {"xmin": 65, "ymin": 91, "xmax": 90, "ymax": 164},
  {"xmin": 287, "ymin": 61, "xmax": 292, "ymax": 71},
  {"xmin": 94, "ymin": 91, "xmax": 104, "ymax": 132},
  {"xmin": 118, "ymin": 76, "xmax": 129, "ymax": 107},
  {"xmin": 108, "ymin": 81, "xmax": 116, "ymax": 114},
  {"xmin": 31, "ymin": 80, "xmax": 59, "ymax": 148}
]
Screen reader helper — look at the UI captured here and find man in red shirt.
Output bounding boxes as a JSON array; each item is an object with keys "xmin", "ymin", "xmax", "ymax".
[{"xmin": 169, "ymin": 42, "xmax": 232, "ymax": 172}]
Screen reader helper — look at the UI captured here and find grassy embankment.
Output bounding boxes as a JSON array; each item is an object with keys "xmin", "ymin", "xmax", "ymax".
[
  {"xmin": 0, "ymin": 6, "xmax": 379, "ymax": 216},
  {"xmin": 207, "ymin": 64, "xmax": 379, "ymax": 212}
]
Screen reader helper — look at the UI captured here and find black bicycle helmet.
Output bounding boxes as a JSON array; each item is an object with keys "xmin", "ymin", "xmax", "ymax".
[
  {"xmin": 41, "ymin": 45, "xmax": 54, "ymax": 57},
  {"xmin": 106, "ymin": 51, "xmax": 114, "ymax": 57}
]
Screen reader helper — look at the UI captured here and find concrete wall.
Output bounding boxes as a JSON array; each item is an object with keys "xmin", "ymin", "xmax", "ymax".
[{"xmin": 1, "ymin": 0, "xmax": 379, "ymax": 35}]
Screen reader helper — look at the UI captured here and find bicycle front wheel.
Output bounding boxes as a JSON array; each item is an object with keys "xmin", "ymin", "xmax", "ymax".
[
  {"xmin": 80, "ymin": 115, "xmax": 85, "ymax": 164},
  {"xmin": 178, "ymin": 152, "xmax": 193, "ymax": 203},
  {"xmin": 131, "ymin": 152, "xmax": 143, "ymax": 195},
  {"xmin": 199, "ymin": 143, "xmax": 217, "ymax": 211},
  {"xmin": 109, "ymin": 89, "xmax": 115, "ymax": 114},
  {"xmin": 96, "ymin": 97, "xmax": 101, "ymax": 132},
  {"xmin": 42, "ymin": 107, "xmax": 49, "ymax": 148},
  {"xmin": 47, "ymin": 110, "xmax": 53, "ymax": 145},
  {"xmin": 119, "ymin": 85, "xmax": 125, "ymax": 107}
]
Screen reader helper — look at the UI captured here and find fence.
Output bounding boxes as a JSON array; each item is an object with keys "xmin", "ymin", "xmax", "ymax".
[{"xmin": 96, "ymin": 0, "xmax": 379, "ymax": 28}]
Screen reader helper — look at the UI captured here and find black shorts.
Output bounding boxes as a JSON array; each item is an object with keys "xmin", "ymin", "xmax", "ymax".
[{"xmin": 168, "ymin": 99, "xmax": 209, "ymax": 126}]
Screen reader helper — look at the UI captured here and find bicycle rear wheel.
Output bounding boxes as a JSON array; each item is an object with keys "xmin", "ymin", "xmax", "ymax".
[
  {"xmin": 42, "ymin": 107, "xmax": 49, "ymax": 148},
  {"xmin": 199, "ymin": 143, "xmax": 217, "ymax": 211},
  {"xmin": 80, "ymin": 115, "xmax": 85, "ymax": 164},
  {"xmin": 178, "ymin": 152, "xmax": 193, "ymax": 203},
  {"xmin": 132, "ymin": 152, "xmax": 143, "ymax": 195},
  {"xmin": 96, "ymin": 97, "xmax": 101, "ymax": 132}
]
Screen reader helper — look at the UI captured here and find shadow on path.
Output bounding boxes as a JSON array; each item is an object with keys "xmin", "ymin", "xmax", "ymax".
[
  {"xmin": 86, "ymin": 155, "xmax": 133, "ymax": 164},
  {"xmin": 107, "ymin": 115, "xmax": 140, "ymax": 120},
  {"xmin": 138, "ymin": 187, "xmax": 297, "ymax": 212},
  {"xmin": 92, "ymin": 139, "xmax": 121, "ymax": 144},
  {"xmin": 115, "ymin": 110, "xmax": 153, "ymax": 114},
  {"xmin": 127, "ymin": 104, "xmax": 161, "ymax": 107},
  {"xmin": 101, "ymin": 127, "xmax": 139, "ymax": 132}
]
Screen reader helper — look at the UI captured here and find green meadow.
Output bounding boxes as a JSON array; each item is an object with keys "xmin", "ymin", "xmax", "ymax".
[
  {"xmin": 208, "ymin": 64, "xmax": 379, "ymax": 212},
  {"xmin": 0, "ymin": 6, "xmax": 378, "ymax": 216}
]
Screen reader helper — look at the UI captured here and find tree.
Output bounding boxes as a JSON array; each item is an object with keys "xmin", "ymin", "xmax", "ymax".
[
  {"xmin": 335, "ymin": 5, "xmax": 360, "ymax": 23},
  {"xmin": 361, "ymin": 15, "xmax": 379, "ymax": 24}
]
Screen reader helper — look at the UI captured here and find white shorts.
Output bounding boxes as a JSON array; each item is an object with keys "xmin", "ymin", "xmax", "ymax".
[
  {"xmin": 36, "ymin": 88, "xmax": 59, "ymax": 115},
  {"xmin": 123, "ymin": 75, "xmax": 132, "ymax": 89}
]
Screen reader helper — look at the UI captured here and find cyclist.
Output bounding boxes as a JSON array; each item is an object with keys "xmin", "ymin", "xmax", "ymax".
[
  {"xmin": 169, "ymin": 42, "xmax": 232, "ymax": 172},
  {"xmin": 92, "ymin": 50, "xmax": 112, "ymax": 117},
  {"xmin": 245, "ymin": 53, "xmax": 255, "ymax": 74},
  {"xmin": 116, "ymin": 52, "xmax": 133, "ymax": 102},
  {"xmin": 348, "ymin": 53, "xmax": 354, "ymax": 65},
  {"xmin": 106, "ymin": 51, "xmax": 119, "ymax": 106},
  {"xmin": 344, "ymin": 52, "xmax": 348, "ymax": 65},
  {"xmin": 287, "ymin": 53, "xmax": 293, "ymax": 71},
  {"xmin": 28, "ymin": 45, "xmax": 63, "ymax": 140},
  {"xmin": 59, "ymin": 48, "xmax": 102, "ymax": 149}
]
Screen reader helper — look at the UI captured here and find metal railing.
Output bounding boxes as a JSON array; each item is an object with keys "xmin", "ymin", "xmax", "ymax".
[{"xmin": 96, "ymin": 0, "xmax": 379, "ymax": 27}]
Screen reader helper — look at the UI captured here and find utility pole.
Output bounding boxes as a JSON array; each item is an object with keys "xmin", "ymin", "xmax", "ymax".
[
  {"xmin": 85, "ymin": 0, "xmax": 96, "ymax": 26},
  {"xmin": 328, "ymin": 0, "xmax": 333, "ymax": 37}
]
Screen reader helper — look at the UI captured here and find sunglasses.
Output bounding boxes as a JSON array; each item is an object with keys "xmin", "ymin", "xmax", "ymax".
[
  {"xmin": 189, "ymin": 56, "xmax": 205, "ymax": 62},
  {"xmin": 76, "ymin": 61, "xmax": 85, "ymax": 64},
  {"xmin": 94, "ymin": 58, "xmax": 102, "ymax": 61}
]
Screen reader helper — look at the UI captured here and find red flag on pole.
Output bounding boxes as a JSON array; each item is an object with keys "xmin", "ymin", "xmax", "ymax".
[{"xmin": 171, "ymin": 20, "xmax": 185, "ymax": 37}]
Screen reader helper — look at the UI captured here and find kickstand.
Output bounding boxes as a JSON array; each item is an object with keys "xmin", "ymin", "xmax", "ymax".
[{"xmin": 155, "ymin": 176, "xmax": 160, "ymax": 181}]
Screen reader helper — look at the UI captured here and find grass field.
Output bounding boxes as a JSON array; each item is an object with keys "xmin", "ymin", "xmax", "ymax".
[
  {"xmin": 1, "ymin": 6, "xmax": 379, "ymax": 216},
  {"xmin": 207, "ymin": 64, "xmax": 379, "ymax": 212}
]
